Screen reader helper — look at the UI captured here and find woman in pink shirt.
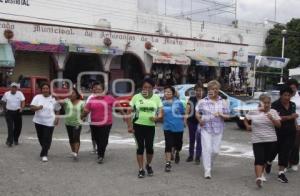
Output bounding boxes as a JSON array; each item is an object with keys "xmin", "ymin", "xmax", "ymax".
[{"xmin": 81, "ymin": 82, "xmax": 116, "ymax": 164}]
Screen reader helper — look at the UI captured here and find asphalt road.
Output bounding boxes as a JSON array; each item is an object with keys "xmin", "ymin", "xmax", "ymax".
[{"xmin": 0, "ymin": 115, "xmax": 299, "ymax": 196}]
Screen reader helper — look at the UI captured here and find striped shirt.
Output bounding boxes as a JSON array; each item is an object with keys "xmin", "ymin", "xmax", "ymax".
[
  {"xmin": 246, "ymin": 109, "xmax": 280, "ymax": 143},
  {"xmin": 195, "ymin": 96, "xmax": 229, "ymax": 134}
]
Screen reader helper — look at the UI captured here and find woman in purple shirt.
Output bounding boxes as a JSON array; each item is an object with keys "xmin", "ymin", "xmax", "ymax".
[{"xmin": 196, "ymin": 80, "xmax": 229, "ymax": 179}]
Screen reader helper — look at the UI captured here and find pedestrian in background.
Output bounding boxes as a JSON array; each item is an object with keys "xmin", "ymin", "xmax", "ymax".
[
  {"xmin": 1, "ymin": 82, "xmax": 25, "ymax": 147},
  {"xmin": 63, "ymin": 87, "xmax": 84, "ymax": 161},
  {"xmin": 184, "ymin": 83, "xmax": 205, "ymax": 164},
  {"xmin": 30, "ymin": 83, "xmax": 61, "ymax": 162},
  {"xmin": 162, "ymin": 86, "xmax": 185, "ymax": 172},
  {"xmin": 196, "ymin": 80, "xmax": 229, "ymax": 179},
  {"xmin": 244, "ymin": 94, "xmax": 281, "ymax": 188},
  {"xmin": 266, "ymin": 85, "xmax": 298, "ymax": 183},
  {"xmin": 287, "ymin": 79, "xmax": 300, "ymax": 172},
  {"xmin": 125, "ymin": 77, "xmax": 163, "ymax": 178}
]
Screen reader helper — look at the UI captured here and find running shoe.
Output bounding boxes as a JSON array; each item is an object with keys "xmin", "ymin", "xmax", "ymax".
[
  {"xmin": 265, "ymin": 163, "xmax": 272, "ymax": 174},
  {"xmin": 165, "ymin": 162, "xmax": 172, "ymax": 172},
  {"xmin": 175, "ymin": 152, "xmax": 180, "ymax": 164},
  {"xmin": 138, "ymin": 169, "xmax": 146, "ymax": 178},
  {"xmin": 278, "ymin": 173, "xmax": 288, "ymax": 183},
  {"xmin": 256, "ymin": 178, "xmax": 263, "ymax": 188},
  {"xmin": 146, "ymin": 164, "xmax": 154, "ymax": 176},
  {"xmin": 97, "ymin": 157, "xmax": 104, "ymax": 164},
  {"xmin": 186, "ymin": 156, "xmax": 193, "ymax": 162},
  {"xmin": 41, "ymin": 156, "xmax": 48, "ymax": 162},
  {"xmin": 6, "ymin": 141, "xmax": 12, "ymax": 147},
  {"xmin": 73, "ymin": 153, "xmax": 78, "ymax": 161},
  {"xmin": 204, "ymin": 170, "xmax": 211, "ymax": 179},
  {"xmin": 291, "ymin": 165, "xmax": 298, "ymax": 172}
]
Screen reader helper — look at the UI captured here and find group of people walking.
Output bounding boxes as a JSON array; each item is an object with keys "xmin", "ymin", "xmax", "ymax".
[
  {"xmin": 1, "ymin": 77, "xmax": 299, "ymax": 185},
  {"xmin": 244, "ymin": 79, "xmax": 300, "ymax": 187}
]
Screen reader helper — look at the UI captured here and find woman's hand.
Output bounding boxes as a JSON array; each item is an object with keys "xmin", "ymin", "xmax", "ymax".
[
  {"xmin": 149, "ymin": 116, "xmax": 159, "ymax": 122},
  {"xmin": 54, "ymin": 118, "xmax": 59, "ymax": 126},
  {"xmin": 128, "ymin": 126, "xmax": 134, "ymax": 133}
]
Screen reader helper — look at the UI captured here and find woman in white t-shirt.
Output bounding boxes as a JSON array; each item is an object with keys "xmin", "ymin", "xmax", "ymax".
[
  {"xmin": 244, "ymin": 94, "xmax": 281, "ymax": 188},
  {"xmin": 30, "ymin": 83, "xmax": 61, "ymax": 162}
]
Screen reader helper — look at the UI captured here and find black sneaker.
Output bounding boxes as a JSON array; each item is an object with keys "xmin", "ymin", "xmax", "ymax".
[
  {"xmin": 265, "ymin": 163, "xmax": 272, "ymax": 174},
  {"xmin": 175, "ymin": 152, "xmax": 180, "ymax": 164},
  {"xmin": 278, "ymin": 173, "xmax": 288, "ymax": 183},
  {"xmin": 138, "ymin": 169, "xmax": 146, "ymax": 178},
  {"xmin": 195, "ymin": 157, "xmax": 201, "ymax": 165},
  {"xmin": 14, "ymin": 141, "xmax": 19, "ymax": 146},
  {"xmin": 165, "ymin": 162, "xmax": 172, "ymax": 172},
  {"xmin": 97, "ymin": 157, "xmax": 104, "ymax": 164},
  {"xmin": 186, "ymin": 156, "xmax": 193, "ymax": 162},
  {"xmin": 146, "ymin": 164, "xmax": 154, "ymax": 176},
  {"xmin": 6, "ymin": 141, "xmax": 12, "ymax": 147}
]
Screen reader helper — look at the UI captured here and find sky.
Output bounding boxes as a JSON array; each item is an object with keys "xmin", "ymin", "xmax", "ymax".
[
  {"xmin": 237, "ymin": 0, "xmax": 300, "ymax": 23},
  {"xmin": 0, "ymin": 0, "xmax": 299, "ymax": 25},
  {"xmin": 159, "ymin": 0, "xmax": 300, "ymax": 23}
]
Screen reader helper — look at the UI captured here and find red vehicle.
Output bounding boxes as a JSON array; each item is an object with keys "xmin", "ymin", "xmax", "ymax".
[{"xmin": 0, "ymin": 76, "xmax": 70, "ymax": 114}]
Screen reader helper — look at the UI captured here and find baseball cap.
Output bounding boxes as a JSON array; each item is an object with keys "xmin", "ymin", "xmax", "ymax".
[{"xmin": 10, "ymin": 82, "xmax": 20, "ymax": 88}]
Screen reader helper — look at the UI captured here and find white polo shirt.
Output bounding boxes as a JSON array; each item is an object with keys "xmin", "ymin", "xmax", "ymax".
[
  {"xmin": 1, "ymin": 91, "xmax": 25, "ymax": 111},
  {"xmin": 291, "ymin": 92, "xmax": 300, "ymax": 125}
]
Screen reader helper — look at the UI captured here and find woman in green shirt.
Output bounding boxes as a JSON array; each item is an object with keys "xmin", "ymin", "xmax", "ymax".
[
  {"xmin": 126, "ymin": 78, "xmax": 163, "ymax": 178},
  {"xmin": 64, "ymin": 88, "xmax": 84, "ymax": 161}
]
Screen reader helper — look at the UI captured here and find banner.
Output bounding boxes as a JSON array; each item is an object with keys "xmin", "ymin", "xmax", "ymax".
[{"xmin": 255, "ymin": 56, "xmax": 290, "ymax": 69}]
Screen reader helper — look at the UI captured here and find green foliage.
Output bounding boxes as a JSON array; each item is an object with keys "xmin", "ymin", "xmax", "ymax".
[{"xmin": 265, "ymin": 18, "xmax": 300, "ymax": 69}]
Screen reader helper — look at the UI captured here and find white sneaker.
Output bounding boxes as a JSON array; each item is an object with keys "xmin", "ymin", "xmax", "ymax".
[
  {"xmin": 204, "ymin": 170, "xmax": 211, "ymax": 179},
  {"xmin": 291, "ymin": 165, "xmax": 298, "ymax": 172},
  {"xmin": 41, "ymin": 156, "xmax": 48, "ymax": 162},
  {"xmin": 261, "ymin": 174, "xmax": 267, "ymax": 182},
  {"xmin": 256, "ymin": 178, "xmax": 263, "ymax": 188}
]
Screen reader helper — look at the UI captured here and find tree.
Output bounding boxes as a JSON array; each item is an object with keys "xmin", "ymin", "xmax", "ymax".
[{"xmin": 265, "ymin": 18, "xmax": 300, "ymax": 70}]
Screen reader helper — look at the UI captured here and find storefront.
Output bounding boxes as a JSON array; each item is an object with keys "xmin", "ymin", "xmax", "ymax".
[
  {"xmin": 187, "ymin": 55, "xmax": 219, "ymax": 84},
  {"xmin": 0, "ymin": 19, "xmax": 249, "ymax": 89},
  {"xmin": 10, "ymin": 41, "xmax": 66, "ymax": 82},
  {"xmin": 146, "ymin": 51, "xmax": 191, "ymax": 86},
  {"xmin": 0, "ymin": 43, "xmax": 15, "ymax": 86}
]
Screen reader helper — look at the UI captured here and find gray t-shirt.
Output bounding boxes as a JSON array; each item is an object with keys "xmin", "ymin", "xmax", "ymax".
[{"xmin": 246, "ymin": 109, "xmax": 280, "ymax": 143}]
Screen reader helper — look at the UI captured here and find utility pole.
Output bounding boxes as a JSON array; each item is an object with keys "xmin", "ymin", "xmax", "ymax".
[
  {"xmin": 165, "ymin": 0, "xmax": 167, "ymax": 16},
  {"xmin": 190, "ymin": 0, "xmax": 193, "ymax": 20},
  {"xmin": 235, "ymin": 0, "xmax": 237, "ymax": 22},
  {"xmin": 275, "ymin": 0, "xmax": 277, "ymax": 22}
]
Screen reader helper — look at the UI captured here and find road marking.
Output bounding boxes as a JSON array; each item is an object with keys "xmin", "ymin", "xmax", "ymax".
[{"xmin": 25, "ymin": 135, "xmax": 254, "ymax": 159}]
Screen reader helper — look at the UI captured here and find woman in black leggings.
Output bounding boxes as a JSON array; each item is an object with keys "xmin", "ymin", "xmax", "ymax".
[{"xmin": 126, "ymin": 78, "xmax": 163, "ymax": 178}]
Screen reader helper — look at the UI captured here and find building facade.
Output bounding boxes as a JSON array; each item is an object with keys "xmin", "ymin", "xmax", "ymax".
[{"xmin": 0, "ymin": 0, "xmax": 273, "ymax": 90}]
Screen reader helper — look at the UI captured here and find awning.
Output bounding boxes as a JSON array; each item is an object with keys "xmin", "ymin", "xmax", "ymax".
[
  {"xmin": 68, "ymin": 44, "xmax": 123, "ymax": 55},
  {"xmin": 0, "ymin": 44, "xmax": 15, "ymax": 68},
  {"xmin": 146, "ymin": 51, "xmax": 191, "ymax": 65},
  {"xmin": 12, "ymin": 41, "xmax": 66, "ymax": 53},
  {"xmin": 189, "ymin": 55, "xmax": 219, "ymax": 67},
  {"xmin": 219, "ymin": 60, "xmax": 249, "ymax": 67}
]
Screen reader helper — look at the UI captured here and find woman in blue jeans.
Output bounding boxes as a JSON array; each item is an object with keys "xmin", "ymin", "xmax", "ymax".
[{"xmin": 184, "ymin": 83, "xmax": 205, "ymax": 164}]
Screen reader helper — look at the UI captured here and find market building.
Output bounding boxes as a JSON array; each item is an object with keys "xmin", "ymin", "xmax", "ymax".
[{"xmin": 0, "ymin": 0, "xmax": 273, "ymax": 91}]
